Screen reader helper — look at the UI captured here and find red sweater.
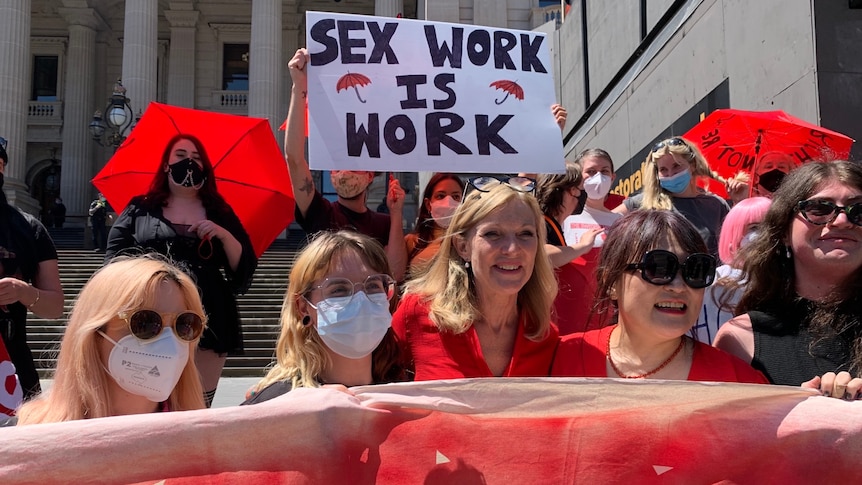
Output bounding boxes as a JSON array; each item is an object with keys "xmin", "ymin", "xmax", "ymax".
[
  {"xmin": 392, "ymin": 293, "xmax": 559, "ymax": 381},
  {"xmin": 551, "ymin": 325, "xmax": 768, "ymax": 383}
]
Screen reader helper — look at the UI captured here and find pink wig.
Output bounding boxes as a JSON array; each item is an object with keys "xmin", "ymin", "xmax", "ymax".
[{"xmin": 718, "ymin": 197, "xmax": 772, "ymax": 264}]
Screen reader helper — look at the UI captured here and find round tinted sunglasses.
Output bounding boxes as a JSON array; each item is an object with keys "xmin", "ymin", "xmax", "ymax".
[
  {"xmin": 119, "ymin": 309, "xmax": 205, "ymax": 342},
  {"xmin": 797, "ymin": 200, "xmax": 862, "ymax": 226},
  {"xmin": 626, "ymin": 250, "xmax": 717, "ymax": 289}
]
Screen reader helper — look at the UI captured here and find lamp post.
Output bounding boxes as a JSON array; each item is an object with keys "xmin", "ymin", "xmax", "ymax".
[{"xmin": 88, "ymin": 79, "xmax": 138, "ymax": 150}]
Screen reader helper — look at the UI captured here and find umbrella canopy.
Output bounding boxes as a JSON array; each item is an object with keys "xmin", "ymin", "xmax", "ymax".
[
  {"xmin": 684, "ymin": 109, "xmax": 854, "ymax": 198},
  {"xmin": 92, "ymin": 102, "xmax": 295, "ymax": 257},
  {"xmin": 489, "ymin": 80, "xmax": 524, "ymax": 105}
]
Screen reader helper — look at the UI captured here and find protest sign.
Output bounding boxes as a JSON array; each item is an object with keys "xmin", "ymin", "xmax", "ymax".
[{"xmin": 305, "ymin": 11, "xmax": 565, "ymax": 174}]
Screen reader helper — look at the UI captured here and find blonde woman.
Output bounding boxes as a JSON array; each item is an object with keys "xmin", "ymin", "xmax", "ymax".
[
  {"xmin": 392, "ymin": 180, "xmax": 559, "ymax": 380},
  {"xmin": 243, "ymin": 231, "xmax": 402, "ymax": 403},
  {"xmin": 16, "ymin": 256, "xmax": 206, "ymax": 424},
  {"xmin": 615, "ymin": 137, "xmax": 731, "ymax": 256}
]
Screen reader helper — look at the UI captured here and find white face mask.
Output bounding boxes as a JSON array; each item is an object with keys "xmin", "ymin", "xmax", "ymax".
[
  {"xmin": 99, "ymin": 328, "xmax": 189, "ymax": 403},
  {"xmin": 584, "ymin": 173, "xmax": 613, "ymax": 200},
  {"xmin": 313, "ymin": 291, "xmax": 392, "ymax": 359},
  {"xmin": 429, "ymin": 196, "xmax": 460, "ymax": 229}
]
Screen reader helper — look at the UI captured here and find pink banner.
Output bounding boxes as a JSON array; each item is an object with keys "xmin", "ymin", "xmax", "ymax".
[{"xmin": 2, "ymin": 378, "xmax": 860, "ymax": 483}]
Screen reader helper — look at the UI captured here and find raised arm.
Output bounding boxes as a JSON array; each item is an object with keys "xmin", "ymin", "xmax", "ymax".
[{"xmin": 284, "ymin": 48, "xmax": 316, "ymax": 218}]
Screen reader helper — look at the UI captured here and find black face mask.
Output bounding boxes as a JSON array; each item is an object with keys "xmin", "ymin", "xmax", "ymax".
[
  {"xmin": 758, "ymin": 169, "xmax": 787, "ymax": 194},
  {"xmin": 169, "ymin": 158, "xmax": 206, "ymax": 188},
  {"xmin": 573, "ymin": 189, "xmax": 588, "ymax": 215}
]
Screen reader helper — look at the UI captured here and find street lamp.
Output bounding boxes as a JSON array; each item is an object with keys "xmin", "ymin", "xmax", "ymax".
[{"xmin": 89, "ymin": 79, "xmax": 138, "ymax": 149}]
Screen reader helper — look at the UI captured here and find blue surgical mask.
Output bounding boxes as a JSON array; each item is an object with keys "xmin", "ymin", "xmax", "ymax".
[{"xmin": 659, "ymin": 169, "xmax": 692, "ymax": 194}]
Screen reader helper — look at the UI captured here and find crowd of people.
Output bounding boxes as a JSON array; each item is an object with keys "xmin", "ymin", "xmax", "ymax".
[{"xmin": 1, "ymin": 48, "xmax": 860, "ymax": 429}]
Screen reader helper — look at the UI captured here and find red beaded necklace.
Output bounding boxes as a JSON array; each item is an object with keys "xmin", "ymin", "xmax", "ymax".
[{"xmin": 606, "ymin": 328, "xmax": 685, "ymax": 379}]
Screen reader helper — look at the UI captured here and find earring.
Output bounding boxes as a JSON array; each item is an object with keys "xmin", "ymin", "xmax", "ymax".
[
  {"xmin": 608, "ymin": 287, "xmax": 618, "ymax": 300},
  {"xmin": 464, "ymin": 261, "xmax": 471, "ymax": 269},
  {"xmin": 785, "ymin": 245, "xmax": 792, "ymax": 259},
  {"xmin": 301, "ymin": 315, "xmax": 311, "ymax": 326}
]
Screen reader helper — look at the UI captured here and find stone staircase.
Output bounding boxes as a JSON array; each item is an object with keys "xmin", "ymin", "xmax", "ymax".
[{"xmin": 30, "ymin": 229, "xmax": 307, "ymax": 379}]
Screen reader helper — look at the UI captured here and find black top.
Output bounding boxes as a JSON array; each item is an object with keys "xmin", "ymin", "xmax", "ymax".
[
  {"xmin": 544, "ymin": 216, "xmax": 565, "ymax": 246},
  {"xmin": 106, "ymin": 196, "xmax": 257, "ymax": 353},
  {"xmin": 296, "ymin": 191, "xmax": 390, "ymax": 247},
  {"xmin": 749, "ymin": 309, "xmax": 854, "ymax": 386},
  {"xmin": 0, "ymin": 206, "xmax": 58, "ymax": 399}
]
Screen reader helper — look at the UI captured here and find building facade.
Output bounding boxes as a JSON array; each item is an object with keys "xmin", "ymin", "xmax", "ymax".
[{"xmin": 1, "ymin": 0, "xmax": 555, "ymax": 233}]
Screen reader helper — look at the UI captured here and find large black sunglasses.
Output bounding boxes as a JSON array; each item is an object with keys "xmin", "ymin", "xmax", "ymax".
[
  {"xmin": 119, "ymin": 309, "xmax": 205, "ymax": 342},
  {"xmin": 651, "ymin": 137, "xmax": 690, "ymax": 154},
  {"xmin": 626, "ymin": 250, "xmax": 717, "ymax": 289},
  {"xmin": 465, "ymin": 176, "xmax": 536, "ymax": 197},
  {"xmin": 797, "ymin": 200, "xmax": 862, "ymax": 227}
]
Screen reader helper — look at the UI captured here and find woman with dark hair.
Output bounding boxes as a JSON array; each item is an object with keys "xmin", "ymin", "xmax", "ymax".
[
  {"xmin": 106, "ymin": 134, "xmax": 257, "ymax": 407},
  {"xmin": 715, "ymin": 161, "xmax": 862, "ymax": 398},
  {"xmin": 404, "ymin": 173, "xmax": 464, "ymax": 276},
  {"xmin": 535, "ymin": 161, "xmax": 602, "ymax": 334},
  {"xmin": 553, "ymin": 210, "xmax": 766, "ymax": 383}
]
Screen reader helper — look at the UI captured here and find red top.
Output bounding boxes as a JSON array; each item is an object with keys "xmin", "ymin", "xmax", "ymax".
[
  {"xmin": 392, "ymin": 293, "xmax": 560, "ymax": 381},
  {"xmin": 604, "ymin": 193, "xmax": 626, "ymax": 211},
  {"xmin": 551, "ymin": 325, "xmax": 768, "ymax": 384}
]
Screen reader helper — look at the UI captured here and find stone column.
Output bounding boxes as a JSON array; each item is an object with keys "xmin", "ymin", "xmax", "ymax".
[
  {"xmin": 281, "ymin": 26, "xmax": 299, "ymax": 152},
  {"xmin": 0, "ymin": 0, "xmax": 33, "ymax": 210},
  {"xmin": 248, "ymin": 0, "xmax": 282, "ymax": 133},
  {"xmin": 425, "ymin": 0, "xmax": 460, "ymax": 23},
  {"xmin": 165, "ymin": 9, "xmax": 199, "ymax": 107},
  {"xmin": 122, "ymin": 0, "xmax": 158, "ymax": 112},
  {"xmin": 58, "ymin": 7, "xmax": 100, "ymax": 220},
  {"xmin": 375, "ymin": 0, "xmax": 403, "ymax": 18},
  {"xmin": 474, "ymin": 0, "xmax": 509, "ymax": 27}
]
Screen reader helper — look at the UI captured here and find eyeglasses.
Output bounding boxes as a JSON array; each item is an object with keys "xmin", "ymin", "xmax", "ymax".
[
  {"xmin": 626, "ymin": 250, "xmax": 717, "ymax": 289},
  {"xmin": 797, "ymin": 200, "xmax": 862, "ymax": 226},
  {"xmin": 118, "ymin": 309, "xmax": 205, "ymax": 342},
  {"xmin": 466, "ymin": 176, "xmax": 536, "ymax": 195},
  {"xmin": 305, "ymin": 274, "xmax": 396, "ymax": 306},
  {"xmin": 651, "ymin": 137, "xmax": 689, "ymax": 154}
]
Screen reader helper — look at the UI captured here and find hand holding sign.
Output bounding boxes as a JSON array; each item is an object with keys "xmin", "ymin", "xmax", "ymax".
[
  {"xmin": 386, "ymin": 174, "xmax": 405, "ymax": 215},
  {"xmin": 288, "ymin": 48, "xmax": 310, "ymax": 93}
]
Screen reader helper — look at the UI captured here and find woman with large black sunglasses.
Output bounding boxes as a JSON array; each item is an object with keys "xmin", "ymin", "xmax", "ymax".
[
  {"xmin": 715, "ymin": 161, "xmax": 862, "ymax": 399},
  {"xmin": 553, "ymin": 210, "xmax": 767, "ymax": 383}
]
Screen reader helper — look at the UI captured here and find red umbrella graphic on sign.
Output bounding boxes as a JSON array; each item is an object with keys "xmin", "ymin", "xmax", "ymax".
[
  {"xmin": 336, "ymin": 72, "xmax": 371, "ymax": 103},
  {"xmin": 490, "ymin": 80, "xmax": 524, "ymax": 105}
]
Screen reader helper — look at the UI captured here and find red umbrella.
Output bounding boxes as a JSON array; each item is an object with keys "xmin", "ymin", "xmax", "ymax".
[
  {"xmin": 684, "ymin": 109, "xmax": 854, "ymax": 198},
  {"xmin": 336, "ymin": 72, "xmax": 371, "ymax": 103},
  {"xmin": 489, "ymin": 80, "xmax": 524, "ymax": 105},
  {"xmin": 92, "ymin": 102, "xmax": 295, "ymax": 257}
]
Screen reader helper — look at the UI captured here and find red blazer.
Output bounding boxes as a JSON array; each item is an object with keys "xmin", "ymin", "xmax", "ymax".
[{"xmin": 392, "ymin": 293, "xmax": 559, "ymax": 381}]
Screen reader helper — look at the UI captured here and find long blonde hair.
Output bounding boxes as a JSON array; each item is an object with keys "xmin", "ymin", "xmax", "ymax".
[
  {"xmin": 405, "ymin": 183, "xmax": 557, "ymax": 340},
  {"xmin": 642, "ymin": 136, "xmax": 727, "ymax": 210},
  {"xmin": 16, "ymin": 255, "xmax": 206, "ymax": 424},
  {"xmin": 252, "ymin": 231, "xmax": 402, "ymax": 393}
]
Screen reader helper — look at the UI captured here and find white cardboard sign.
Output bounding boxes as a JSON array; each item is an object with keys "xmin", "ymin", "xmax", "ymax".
[{"xmin": 305, "ymin": 11, "xmax": 565, "ymax": 174}]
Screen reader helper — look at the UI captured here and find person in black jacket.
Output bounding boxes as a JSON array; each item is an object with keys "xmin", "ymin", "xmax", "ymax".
[{"xmin": 106, "ymin": 134, "xmax": 257, "ymax": 407}]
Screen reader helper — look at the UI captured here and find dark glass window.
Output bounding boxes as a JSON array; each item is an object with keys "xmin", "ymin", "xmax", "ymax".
[
  {"xmin": 32, "ymin": 56, "xmax": 58, "ymax": 101},
  {"xmin": 222, "ymin": 44, "xmax": 249, "ymax": 91}
]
